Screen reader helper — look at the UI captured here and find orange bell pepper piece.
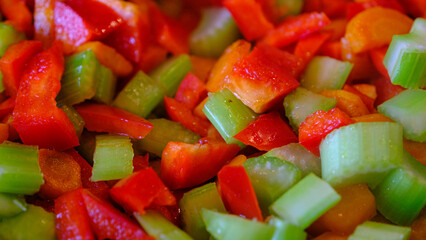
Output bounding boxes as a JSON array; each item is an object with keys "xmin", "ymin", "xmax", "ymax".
[
  {"xmin": 189, "ymin": 56, "xmax": 216, "ymax": 82},
  {"xmin": 411, "ymin": 213, "xmax": 426, "ymax": 240},
  {"xmin": 352, "ymin": 84, "xmax": 377, "ymax": 100},
  {"xmin": 319, "ymin": 89, "xmax": 370, "ymax": 117},
  {"xmin": 313, "ymin": 232, "xmax": 348, "ymax": 240},
  {"xmin": 0, "ymin": 0, "xmax": 32, "ymax": 35},
  {"xmin": 403, "ymin": 139, "xmax": 426, "ymax": 166},
  {"xmin": 352, "ymin": 113, "xmax": 393, "ymax": 123}
]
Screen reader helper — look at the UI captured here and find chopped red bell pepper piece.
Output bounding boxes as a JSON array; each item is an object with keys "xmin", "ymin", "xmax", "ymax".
[
  {"xmin": 65, "ymin": 0, "xmax": 123, "ymax": 39},
  {"xmin": 74, "ymin": 103, "xmax": 153, "ymax": 139},
  {"xmin": 374, "ymin": 77, "xmax": 406, "ymax": 106},
  {"xmin": 0, "ymin": 97, "xmax": 16, "ymax": 120},
  {"xmin": 1, "ymin": 113, "xmax": 19, "ymax": 141},
  {"xmin": 223, "ymin": 0, "xmax": 274, "ymax": 41},
  {"xmin": 261, "ymin": 12, "xmax": 331, "ymax": 48},
  {"xmin": 174, "ymin": 73, "xmax": 207, "ymax": 110},
  {"xmin": 294, "ymin": 32, "xmax": 332, "ymax": 63},
  {"xmin": 218, "ymin": 165, "xmax": 263, "ymax": 221},
  {"xmin": 81, "ymin": 189, "xmax": 153, "ymax": 240},
  {"xmin": 299, "ymin": 108, "xmax": 354, "ymax": 156},
  {"xmin": 343, "ymin": 85, "xmax": 375, "ymax": 113},
  {"xmin": 0, "ymin": 40, "xmax": 43, "ymax": 97},
  {"xmin": 66, "ymin": 149, "xmax": 110, "ymax": 200},
  {"xmin": 303, "ymin": 0, "xmax": 350, "ymax": 19},
  {"xmin": 55, "ymin": 188, "xmax": 95, "ymax": 240},
  {"xmin": 346, "ymin": 0, "xmax": 405, "ymax": 20},
  {"xmin": 161, "ymin": 141, "xmax": 240, "ymax": 189},
  {"xmin": 0, "ymin": 123, "xmax": 8, "ymax": 144},
  {"xmin": 164, "ymin": 97, "xmax": 211, "ymax": 137},
  {"xmin": 319, "ymin": 41, "xmax": 342, "ymax": 60},
  {"xmin": 13, "ymin": 42, "xmax": 79, "ymax": 151},
  {"xmin": 0, "ymin": 0, "xmax": 32, "ymax": 35},
  {"xmin": 369, "ymin": 46, "xmax": 389, "ymax": 78},
  {"xmin": 398, "ymin": 0, "xmax": 426, "ymax": 18},
  {"xmin": 226, "ymin": 45, "xmax": 300, "ymax": 113},
  {"xmin": 109, "ymin": 167, "xmax": 176, "ymax": 214},
  {"xmin": 34, "ymin": 0, "xmax": 55, "ymax": 49},
  {"xmin": 234, "ymin": 112, "xmax": 298, "ymax": 151},
  {"xmin": 137, "ymin": 42, "xmax": 168, "ymax": 73},
  {"xmin": 133, "ymin": 154, "xmax": 150, "ymax": 172}
]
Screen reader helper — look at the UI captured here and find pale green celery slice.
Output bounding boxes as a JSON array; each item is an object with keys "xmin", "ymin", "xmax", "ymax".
[
  {"xmin": 0, "ymin": 193, "xmax": 27, "ymax": 218},
  {"xmin": 0, "ymin": 23, "xmax": 26, "ymax": 57},
  {"xmin": 348, "ymin": 221, "xmax": 411, "ymax": 240},
  {"xmin": 94, "ymin": 64, "xmax": 117, "ymax": 105},
  {"xmin": 59, "ymin": 105, "xmax": 85, "ymax": 138}
]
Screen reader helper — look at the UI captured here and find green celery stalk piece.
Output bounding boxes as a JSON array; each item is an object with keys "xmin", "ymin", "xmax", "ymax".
[
  {"xmin": 134, "ymin": 118, "xmax": 200, "ymax": 157},
  {"xmin": 301, "ymin": 56, "xmax": 353, "ymax": 92},
  {"xmin": 75, "ymin": 130, "xmax": 96, "ymax": 164},
  {"xmin": 410, "ymin": 18, "xmax": 426, "ymax": 37},
  {"xmin": 0, "ymin": 205, "xmax": 56, "ymax": 240},
  {"xmin": 0, "ymin": 23, "xmax": 26, "ymax": 57},
  {"xmin": 276, "ymin": 0, "xmax": 303, "ymax": 17},
  {"xmin": 91, "ymin": 135, "xmax": 134, "ymax": 181},
  {"xmin": 59, "ymin": 105, "xmax": 85, "ymax": 138},
  {"xmin": 179, "ymin": 182, "xmax": 227, "ymax": 240},
  {"xmin": 113, "ymin": 71, "xmax": 164, "ymax": 118},
  {"xmin": 0, "ymin": 193, "xmax": 27, "ymax": 218},
  {"xmin": 190, "ymin": 7, "xmax": 240, "ymax": 58},
  {"xmin": 203, "ymin": 88, "xmax": 257, "ymax": 146},
  {"xmin": 373, "ymin": 150, "xmax": 426, "ymax": 225},
  {"xmin": 268, "ymin": 217, "xmax": 307, "ymax": 240},
  {"xmin": 320, "ymin": 122, "xmax": 404, "ymax": 188},
  {"xmin": 57, "ymin": 50, "xmax": 100, "ymax": 106},
  {"xmin": 264, "ymin": 143, "xmax": 322, "ymax": 177},
  {"xmin": 383, "ymin": 34, "xmax": 426, "ymax": 89},
  {"xmin": 94, "ymin": 64, "xmax": 117, "ymax": 105},
  {"xmin": 135, "ymin": 210, "xmax": 193, "ymax": 240},
  {"xmin": 0, "ymin": 143, "xmax": 43, "ymax": 194},
  {"xmin": 201, "ymin": 209, "xmax": 276, "ymax": 240},
  {"xmin": 348, "ymin": 221, "xmax": 411, "ymax": 240},
  {"xmin": 284, "ymin": 87, "xmax": 337, "ymax": 132},
  {"xmin": 243, "ymin": 155, "xmax": 303, "ymax": 213},
  {"xmin": 270, "ymin": 173, "xmax": 341, "ymax": 229},
  {"xmin": 378, "ymin": 89, "xmax": 426, "ymax": 142},
  {"xmin": 150, "ymin": 54, "xmax": 192, "ymax": 97}
]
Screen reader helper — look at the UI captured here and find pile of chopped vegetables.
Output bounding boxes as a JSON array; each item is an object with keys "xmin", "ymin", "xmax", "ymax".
[{"xmin": 0, "ymin": 0, "xmax": 425, "ymax": 239}]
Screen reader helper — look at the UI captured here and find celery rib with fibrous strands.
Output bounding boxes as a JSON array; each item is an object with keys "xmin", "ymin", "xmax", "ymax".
[
  {"xmin": 203, "ymin": 88, "xmax": 257, "ymax": 146},
  {"xmin": 135, "ymin": 210, "xmax": 193, "ymax": 240},
  {"xmin": 284, "ymin": 87, "xmax": 337, "ymax": 132},
  {"xmin": 373, "ymin": 151, "xmax": 426, "ymax": 226},
  {"xmin": 91, "ymin": 135, "xmax": 134, "ymax": 181},
  {"xmin": 301, "ymin": 56, "xmax": 353, "ymax": 92},
  {"xmin": 179, "ymin": 182, "xmax": 227, "ymax": 240},
  {"xmin": 243, "ymin": 155, "xmax": 303, "ymax": 213},
  {"xmin": 201, "ymin": 209, "xmax": 276, "ymax": 240},
  {"xmin": 378, "ymin": 89, "xmax": 426, "ymax": 142},
  {"xmin": 0, "ymin": 23, "xmax": 26, "ymax": 57},
  {"xmin": 190, "ymin": 7, "xmax": 240, "ymax": 58},
  {"xmin": 59, "ymin": 105, "xmax": 85, "ymax": 138},
  {"xmin": 57, "ymin": 50, "xmax": 100, "ymax": 106},
  {"xmin": 94, "ymin": 64, "xmax": 117, "ymax": 105},
  {"xmin": 270, "ymin": 173, "xmax": 341, "ymax": 229},
  {"xmin": 134, "ymin": 118, "xmax": 200, "ymax": 157},
  {"xmin": 268, "ymin": 217, "xmax": 307, "ymax": 240},
  {"xmin": 320, "ymin": 122, "xmax": 404, "ymax": 188},
  {"xmin": 348, "ymin": 221, "xmax": 411, "ymax": 240},
  {"xmin": 0, "ymin": 142, "xmax": 43, "ymax": 195},
  {"xmin": 0, "ymin": 193, "xmax": 27, "ymax": 218}
]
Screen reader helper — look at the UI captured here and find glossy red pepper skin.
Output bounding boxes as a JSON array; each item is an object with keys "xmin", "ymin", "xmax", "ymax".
[
  {"xmin": 75, "ymin": 103, "xmax": 153, "ymax": 139},
  {"xmin": 161, "ymin": 141, "xmax": 240, "ymax": 189},
  {"xmin": 55, "ymin": 188, "xmax": 95, "ymax": 240},
  {"xmin": 13, "ymin": 42, "xmax": 79, "ymax": 151},
  {"xmin": 234, "ymin": 112, "xmax": 298, "ymax": 151},
  {"xmin": 369, "ymin": 46, "xmax": 389, "ymax": 78},
  {"xmin": 299, "ymin": 108, "xmax": 354, "ymax": 156},
  {"xmin": 346, "ymin": 0, "xmax": 405, "ymax": 20},
  {"xmin": 174, "ymin": 73, "xmax": 207, "ymax": 110},
  {"xmin": 294, "ymin": 32, "xmax": 332, "ymax": 63},
  {"xmin": 109, "ymin": 167, "xmax": 176, "ymax": 214},
  {"xmin": 218, "ymin": 165, "xmax": 263, "ymax": 221},
  {"xmin": 81, "ymin": 189, "xmax": 153, "ymax": 240},
  {"xmin": 0, "ymin": 40, "xmax": 43, "ymax": 96},
  {"xmin": 0, "ymin": 97, "xmax": 16, "ymax": 120}
]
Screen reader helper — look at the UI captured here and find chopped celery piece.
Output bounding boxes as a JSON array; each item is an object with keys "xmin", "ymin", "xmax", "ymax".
[
  {"xmin": 57, "ymin": 50, "xmax": 100, "ymax": 105},
  {"xmin": 378, "ymin": 89, "xmax": 426, "ymax": 142},
  {"xmin": 270, "ymin": 173, "xmax": 341, "ymax": 229},
  {"xmin": 348, "ymin": 221, "xmax": 411, "ymax": 240},
  {"xmin": 383, "ymin": 34, "xmax": 426, "ymax": 89},
  {"xmin": 180, "ymin": 182, "xmax": 227, "ymax": 240},
  {"xmin": 284, "ymin": 87, "xmax": 337, "ymax": 131},
  {"xmin": 301, "ymin": 56, "xmax": 353, "ymax": 92},
  {"xmin": 190, "ymin": 7, "xmax": 240, "ymax": 58},
  {"xmin": 201, "ymin": 209, "xmax": 276, "ymax": 240},
  {"xmin": 134, "ymin": 118, "xmax": 200, "ymax": 157},
  {"xmin": 0, "ymin": 143, "xmax": 43, "ymax": 194},
  {"xmin": 150, "ymin": 54, "xmax": 192, "ymax": 97},
  {"xmin": 320, "ymin": 122, "xmax": 404, "ymax": 188},
  {"xmin": 0, "ymin": 193, "xmax": 27, "ymax": 218},
  {"xmin": 0, "ymin": 23, "xmax": 26, "ymax": 57},
  {"xmin": 264, "ymin": 143, "xmax": 322, "ymax": 176},
  {"xmin": 91, "ymin": 135, "xmax": 134, "ymax": 181},
  {"xmin": 76, "ymin": 130, "xmax": 96, "ymax": 164},
  {"xmin": 268, "ymin": 217, "xmax": 307, "ymax": 240},
  {"xmin": 203, "ymin": 88, "xmax": 257, "ymax": 146},
  {"xmin": 410, "ymin": 18, "xmax": 426, "ymax": 37},
  {"xmin": 276, "ymin": 0, "xmax": 303, "ymax": 17},
  {"xmin": 113, "ymin": 71, "xmax": 164, "ymax": 118},
  {"xmin": 0, "ymin": 205, "xmax": 56, "ymax": 240},
  {"xmin": 243, "ymin": 156, "xmax": 303, "ymax": 213},
  {"xmin": 59, "ymin": 105, "xmax": 85, "ymax": 138},
  {"xmin": 373, "ymin": 151, "xmax": 426, "ymax": 225},
  {"xmin": 135, "ymin": 210, "xmax": 193, "ymax": 240},
  {"xmin": 94, "ymin": 64, "xmax": 117, "ymax": 105},
  {"xmin": 0, "ymin": 72, "xmax": 4, "ymax": 93}
]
